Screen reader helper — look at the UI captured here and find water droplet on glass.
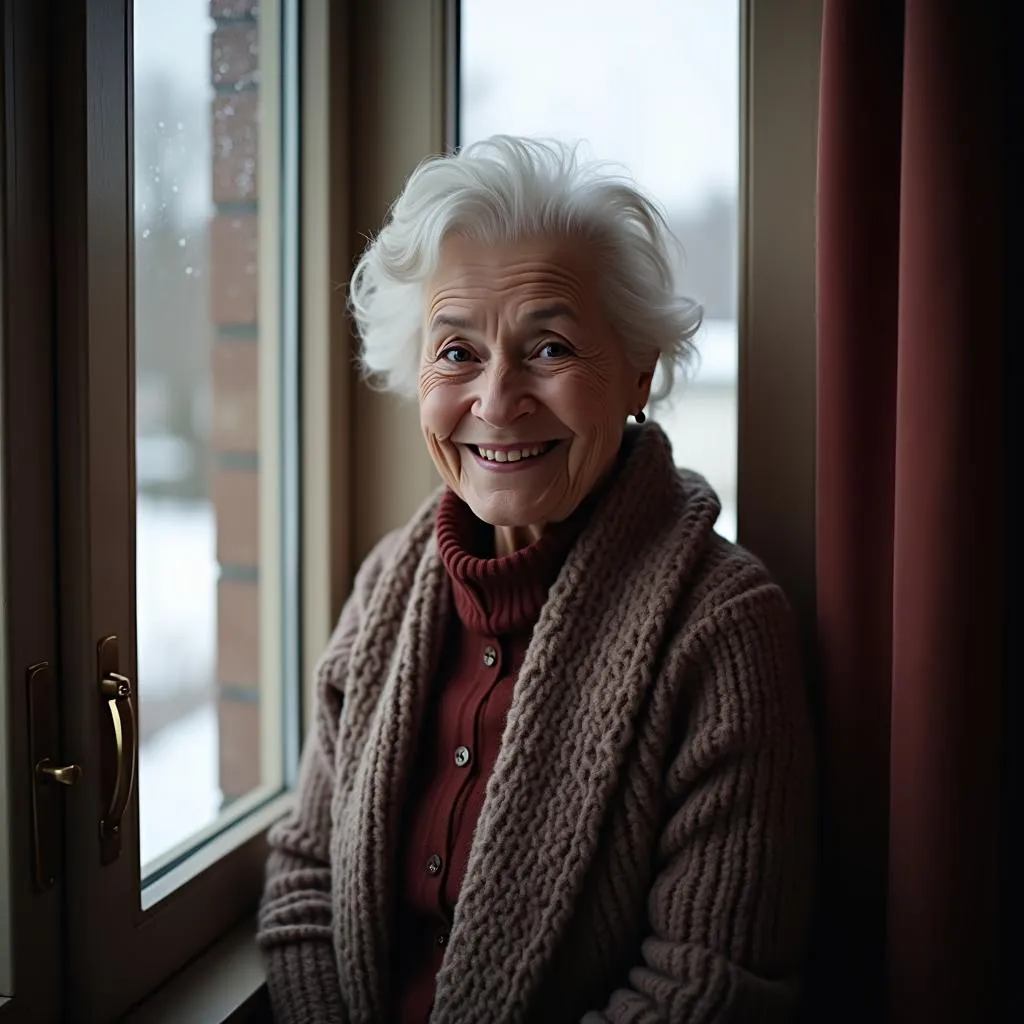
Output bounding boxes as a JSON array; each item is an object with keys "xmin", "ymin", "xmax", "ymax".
[
  {"xmin": 157, "ymin": 120, "xmax": 165, "ymax": 130},
  {"xmin": 142, "ymin": 228, "xmax": 151, "ymax": 239},
  {"xmin": 176, "ymin": 122, "xmax": 184, "ymax": 131},
  {"xmin": 171, "ymin": 184, "xmax": 179, "ymax": 193},
  {"xmin": 185, "ymin": 266, "xmax": 193, "ymax": 276},
  {"xmin": 178, "ymin": 238, "xmax": 187, "ymax": 247}
]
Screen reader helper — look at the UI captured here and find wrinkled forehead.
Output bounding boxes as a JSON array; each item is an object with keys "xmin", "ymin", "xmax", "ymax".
[{"xmin": 424, "ymin": 234, "xmax": 597, "ymax": 322}]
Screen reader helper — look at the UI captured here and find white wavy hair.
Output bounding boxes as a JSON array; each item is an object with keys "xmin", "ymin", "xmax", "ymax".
[{"xmin": 349, "ymin": 135, "xmax": 703, "ymax": 403}]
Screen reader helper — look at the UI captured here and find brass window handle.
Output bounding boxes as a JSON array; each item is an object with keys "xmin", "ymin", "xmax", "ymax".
[{"xmin": 97, "ymin": 637, "xmax": 137, "ymax": 865}]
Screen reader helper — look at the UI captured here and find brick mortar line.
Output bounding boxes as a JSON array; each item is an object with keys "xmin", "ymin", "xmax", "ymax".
[
  {"xmin": 212, "ymin": 16, "xmax": 259, "ymax": 27},
  {"xmin": 217, "ymin": 684, "xmax": 262, "ymax": 705},
  {"xmin": 213, "ymin": 83, "xmax": 260, "ymax": 96},
  {"xmin": 218, "ymin": 563, "xmax": 260, "ymax": 583}
]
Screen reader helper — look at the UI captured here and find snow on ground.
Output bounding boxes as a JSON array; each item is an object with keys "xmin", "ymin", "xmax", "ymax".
[
  {"xmin": 136, "ymin": 494, "xmax": 216, "ymax": 701},
  {"xmin": 655, "ymin": 319, "xmax": 738, "ymax": 540},
  {"xmin": 136, "ymin": 495, "xmax": 220, "ymax": 868},
  {"xmin": 138, "ymin": 700, "xmax": 221, "ymax": 869}
]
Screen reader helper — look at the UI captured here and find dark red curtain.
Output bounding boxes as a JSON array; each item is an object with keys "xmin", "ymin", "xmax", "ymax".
[{"xmin": 814, "ymin": 1, "xmax": 1005, "ymax": 1022}]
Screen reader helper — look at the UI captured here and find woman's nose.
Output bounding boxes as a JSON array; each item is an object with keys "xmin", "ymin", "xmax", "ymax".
[{"xmin": 472, "ymin": 365, "xmax": 535, "ymax": 427}]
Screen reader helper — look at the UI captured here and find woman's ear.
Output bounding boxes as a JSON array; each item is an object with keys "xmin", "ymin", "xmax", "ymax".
[{"xmin": 633, "ymin": 364, "xmax": 655, "ymax": 411}]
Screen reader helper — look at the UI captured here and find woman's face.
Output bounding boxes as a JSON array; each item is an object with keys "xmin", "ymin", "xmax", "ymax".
[{"xmin": 419, "ymin": 234, "xmax": 652, "ymax": 544}]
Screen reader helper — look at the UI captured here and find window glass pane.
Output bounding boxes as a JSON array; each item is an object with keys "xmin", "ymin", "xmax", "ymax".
[
  {"xmin": 134, "ymin": 0, "xmax": 288, "ymax": 878},
  {"xmin": 459, "ymin": 0, "xmax": 739, "ymax": 539}
]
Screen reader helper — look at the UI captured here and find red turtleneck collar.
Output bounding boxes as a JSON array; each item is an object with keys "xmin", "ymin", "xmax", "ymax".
[{"xmin": 434, "ymin": 489, "xmax": 589, "ymax": 636}]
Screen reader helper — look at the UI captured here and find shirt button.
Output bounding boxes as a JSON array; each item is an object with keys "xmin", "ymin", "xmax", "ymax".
[
  {"xmin": 454, "ymin": 745, "xmax": 471, "ymax": 768},
  {"xmin": 426, "ymin": 854, "xmax": 442, "ymax": 875},
  {"xmin": 482, "ymin": 645, "xmax": 498, "ymax": 667}
]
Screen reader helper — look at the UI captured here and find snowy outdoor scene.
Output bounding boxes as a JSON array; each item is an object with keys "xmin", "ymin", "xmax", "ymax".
[{"xmin": 135, "ymin": 497, "xmax": 220, "ymax": 868}]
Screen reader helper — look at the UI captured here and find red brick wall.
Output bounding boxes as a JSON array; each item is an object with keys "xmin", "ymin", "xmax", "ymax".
[{"xmin": 209, "ymin": 0, "xmax": 261, "ymax": 804}]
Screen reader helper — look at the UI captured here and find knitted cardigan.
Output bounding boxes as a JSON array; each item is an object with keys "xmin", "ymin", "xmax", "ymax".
[{"xmin": 257, "ymin": 424, "xmax": 817, "ymax": 1024}]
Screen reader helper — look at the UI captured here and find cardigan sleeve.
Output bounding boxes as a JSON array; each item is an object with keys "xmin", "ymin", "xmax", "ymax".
[
  {"xmin": 582, "ymin": 583, "xmax": 817, "ymax": 1024},
  {"xmin": 256, "ymin": 533, "xmax": 398, "ymax": 1024}
]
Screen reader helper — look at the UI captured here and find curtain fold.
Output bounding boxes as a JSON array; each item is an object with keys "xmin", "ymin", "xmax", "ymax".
[{"xmin": 815, "ymin": 1, "xmax": 1004, "ymax": 1021}]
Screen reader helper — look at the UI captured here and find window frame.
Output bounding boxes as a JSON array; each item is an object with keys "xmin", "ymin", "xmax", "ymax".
[
  {"xmin": 346, "ymin": 0, "xmax": 451, "ymax": 563},
  {"xmin": 42, "ymin": 0, "xmax": 300, "ymax": 1017},
  {"xmin": 2, "ymin": 0, "xmax": 345, "ymax": 1010},
  {"xmin": 737, "ymin": 0, "xmax": 820, "ymax": 638},
  {"xmin": 299, "ymin": 0, "xmax": 356, "ymax": 721},
  {"xmin": 0, "ymin": 1, "xmax": 64, "ymax": 1019}
]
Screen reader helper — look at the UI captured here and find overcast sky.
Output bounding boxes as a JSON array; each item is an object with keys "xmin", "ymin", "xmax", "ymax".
[
  {"xmin": 134, "ymin": 0, "xmax": 738, "ymax": 222},
  {"xmin": 461, "ymin": 0, "xmax": 739, "ymax": 217}
]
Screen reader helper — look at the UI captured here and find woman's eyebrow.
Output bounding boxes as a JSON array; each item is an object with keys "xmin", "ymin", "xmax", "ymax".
[
  {"xmin": 523, "ymin": 303, "xmax": 579, "ymax": 325},
  {"xmin": 429, "ymin": 304, "xmax": 578, "ymax": 333},
  {"xmin": 429, "ymin": 311, "xmax": 475, "ymax": 332}
]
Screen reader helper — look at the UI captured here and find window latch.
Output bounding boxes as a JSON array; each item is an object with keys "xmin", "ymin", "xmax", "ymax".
[{"xmin": 28, "ymin": 661, "xmax": 81, "ymax": 891}]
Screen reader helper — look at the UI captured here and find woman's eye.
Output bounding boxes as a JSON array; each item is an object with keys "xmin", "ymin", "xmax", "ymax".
[
  {"xmin": 441, "ymin": 345, "xmax": 474, "ymax": 364},
  {"xmin": 537, "ymin": 339, "xmax": 571, "ymax": 359}
]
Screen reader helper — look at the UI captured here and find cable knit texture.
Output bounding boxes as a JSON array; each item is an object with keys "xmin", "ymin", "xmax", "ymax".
[{"xmin": 257, "ymin": 424, "xmax": 817, "ymax": 1024}]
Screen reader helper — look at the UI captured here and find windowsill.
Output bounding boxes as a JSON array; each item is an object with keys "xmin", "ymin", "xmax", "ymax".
[{"xmin": 121, "ymin": 916, "xmax": 270, "ymax": 1024}]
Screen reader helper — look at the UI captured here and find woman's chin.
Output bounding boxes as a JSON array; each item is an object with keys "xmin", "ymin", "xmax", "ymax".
[
  {"xmin": 462, "ymin": 490, "xmax": 553, "ymax": 531},
  {"xmin": 467, "ymin": 497, "xmax": 540, "ymax": 530}
]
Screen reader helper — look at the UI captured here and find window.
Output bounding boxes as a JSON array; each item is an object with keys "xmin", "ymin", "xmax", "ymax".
[
  {"xmin": 1, "ymin": 0, "xmax": 306, "ymax": 1017},
  {"xmin": 134, "ymin": 0, "xmax": 293, "ymax": 880},
  {"xmin": 48, "ymin": 0, "xmax": 299, "ymax": 1014},
  {"xmin": 459, "ymin": 0, "xmax": 740, "ymax": 538}
]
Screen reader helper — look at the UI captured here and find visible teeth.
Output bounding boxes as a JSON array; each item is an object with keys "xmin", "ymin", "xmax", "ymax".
[{"xmin": 477, "ymin": 444, "xmax": 548, "ymax": 462}]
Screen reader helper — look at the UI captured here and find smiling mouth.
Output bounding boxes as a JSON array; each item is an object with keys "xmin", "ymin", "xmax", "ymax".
[{"xmin": 466, "ymin": 440, "xmax": 560, "ymax": 465}]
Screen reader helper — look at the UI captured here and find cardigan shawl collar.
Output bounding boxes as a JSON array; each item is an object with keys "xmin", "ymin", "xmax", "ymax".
[{"xmin": 328, "ymin": 423, "xmax": 723, "ymax": 1023}]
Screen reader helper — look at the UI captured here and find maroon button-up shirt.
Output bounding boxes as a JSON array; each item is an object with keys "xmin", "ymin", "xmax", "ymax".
[{"xmin": 393, "ymin": 490, "xmax": 585, "ymax": 1023}]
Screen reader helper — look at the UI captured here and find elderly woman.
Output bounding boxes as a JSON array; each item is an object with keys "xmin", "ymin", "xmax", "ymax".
[{"xmin": 257, "ymin": 136, "xmax": 816, "ymax": 1024}]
